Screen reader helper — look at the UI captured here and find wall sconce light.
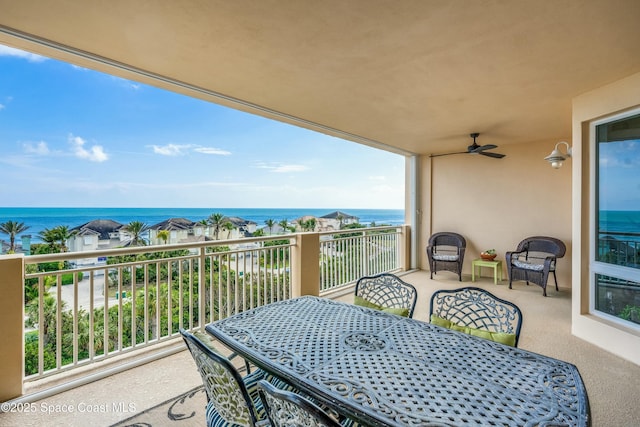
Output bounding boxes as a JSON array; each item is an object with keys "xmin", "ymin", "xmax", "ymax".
[{"xmin": 544, "ymin": 141, "xmax": 572, "ymax": 169}]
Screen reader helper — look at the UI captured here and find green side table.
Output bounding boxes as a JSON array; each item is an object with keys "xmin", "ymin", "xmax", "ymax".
[{"xmin": 471, "ymin": 259, "xmax": 503, "ymax": 285}]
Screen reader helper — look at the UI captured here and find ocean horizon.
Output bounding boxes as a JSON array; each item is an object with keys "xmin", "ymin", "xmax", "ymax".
[{"xmin": 0, "ymin": 207, "xmax": 405, "ymax": 243}]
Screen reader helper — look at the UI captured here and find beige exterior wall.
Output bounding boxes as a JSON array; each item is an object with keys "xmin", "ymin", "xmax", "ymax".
[
  {"xmin": 0, "ymin": 254, "xmax": 24, "ymax": 400},
  {"xmin": 572, "ymin": 71, "xmax": 640, "ymax": 366},
  {"xmin": 416, "ymin": 141, "xmax": 572, "ymax": 288},
  {"xmin": 409, "ymin": 71, "xmax": 640, "ymax": 365}
]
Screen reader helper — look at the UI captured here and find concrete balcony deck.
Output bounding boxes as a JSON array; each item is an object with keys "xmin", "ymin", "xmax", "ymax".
[{"xmin": 2, "ymin": 270, "xmax": 639, "ymax": 426}]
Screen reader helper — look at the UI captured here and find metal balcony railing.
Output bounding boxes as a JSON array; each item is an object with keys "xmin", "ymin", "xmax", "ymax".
[
  {"xmin": 319, "ymin": 226, "xmax": 402, "ymax": 292},
  {"xmin": 14, "ymin": 226, "xmax": 405, "ymax": 387},
  {"xmin": 595, "ymin": 231, "xmax": 640, "ymax": 325},
  {"xmin": 597, "ymin": 231, "xmax": 640, "ymax": 268},
  {"xmin": 23, "ymin": 236, "xmax": 294, "ymax": 382}
]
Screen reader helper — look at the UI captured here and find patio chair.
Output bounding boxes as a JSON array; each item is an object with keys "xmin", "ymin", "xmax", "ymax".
[
  {"xmin": 257, "ymin": 380, "xmax": 344, "ymax": 427},
  {"xmin": 426, "ymin": 232, "xmax": 466, "ymax": 281},
  {"xmin": 429, "ymin": 287, "xmax": 523, "ymax": 347},
  {"xmin": 181, "ymin": 328, "xmax": 287, "ymax": 426},
  {"xmin": 505, "ymin": 236, "xmax": 566, "ymax": 296},
  {"xmin": 354, "ymin": 273, "xmax": 418, "ymax": 318}
]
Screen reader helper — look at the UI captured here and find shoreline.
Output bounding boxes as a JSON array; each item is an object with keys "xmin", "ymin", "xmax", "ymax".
[{"xmin": 1, "ymin": 207, "xmax": 405, "ymax": 245}]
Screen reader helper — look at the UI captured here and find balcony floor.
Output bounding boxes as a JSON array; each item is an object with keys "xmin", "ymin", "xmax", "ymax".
[{"xmin": 2, "ymin": 270, "xmax": 640, "ymax": 426}]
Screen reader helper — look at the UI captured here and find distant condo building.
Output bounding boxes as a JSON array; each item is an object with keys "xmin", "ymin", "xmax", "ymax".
[
  {"xmin": 67, "ymin": 219, "xmax": 129, "ymax": 252},
  {"xmin": 2, "ymin": 211, "xmax": 360, "ymax": 255}
]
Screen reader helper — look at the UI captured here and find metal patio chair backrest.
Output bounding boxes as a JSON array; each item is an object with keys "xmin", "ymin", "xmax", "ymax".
[
  {"xmin": 258, "ymin": 380, "xmax": 342, "ymax": 427},
  {"xmin": 355, "ymin": 273, "xmax": 418, "ymax": 318},
  {"xmin": 180, "ymin": 328, "xmax": 259, "ymax": 426},
  {"xmin": 429, "ymin": 287, "xmax": 523, "ymax": 347}
]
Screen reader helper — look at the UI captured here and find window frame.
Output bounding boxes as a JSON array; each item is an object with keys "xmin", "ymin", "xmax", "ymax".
[{"xmin": 589, "ymin": 107, "xmax": 640, "ymax": 329}]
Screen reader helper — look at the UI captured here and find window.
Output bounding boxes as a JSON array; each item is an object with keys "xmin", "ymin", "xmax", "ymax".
[{"xmin": 593, "ymin": 112, "xmax": 640, "ymax": 326}]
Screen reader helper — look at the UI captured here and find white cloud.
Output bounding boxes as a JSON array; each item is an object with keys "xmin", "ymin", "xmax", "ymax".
[
  {"xmin": 69, "ymin": 135, "xmax": 109, "ymax": 162},
  {"xmin": 193, "ymin": 147, "xmax": 231, "ymax": 155},
  {"xmin": 23, "ymin": 141, "xmax": 50, "ymax": 155},
  {"xmin": 0, "ymin": 45, "xmax": 47, "ymax": 62},
  {"xmin": 150, "ymin": 144, "xmax": 232, "ymax": 156},
  {"xmin": 256, "ymin": 162, "xmax": 309, "ymax": 173},
  {"xmin": 273, "ymin": 164, "xmax": 308, "ymax": 173},
  {"xmin": 149, "ymin": 143, "xmax": 190, "ymax": 156},
  {"xmin": 110, "ymin": 75, "xmax": 141, "ymax": 90},
  {"xmin": 0, "ymin": 104, "xmax": 4, "ymax": 111},
  {"xmin": 600, "ymin": 140, "xmax": 640, "ymax": 168}
]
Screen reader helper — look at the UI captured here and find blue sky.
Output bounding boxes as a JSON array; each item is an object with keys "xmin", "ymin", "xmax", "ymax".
[
  {"xmin": 0, "ymin": 44, "xmax": 405, "ymax": 209},
  {"xmin": 599, "ymin": 139, "xmax": 640, "ymax": 211}
]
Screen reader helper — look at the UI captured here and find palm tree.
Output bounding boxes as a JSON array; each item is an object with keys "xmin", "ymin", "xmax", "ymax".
[
  {"xmin": 222, "ymin": 221, "xmax": 235, "ymax": 239},
  {"xmin": 123, "ymin": 221, "xmax": 148, "ymax": 246},
  {"xmin": 0, "ymin": 220, "xmax": 30, "ymax": 252},
  {"xmin": 38, "ymin": 225, "xmax": 78, "ymax": 253},
  {"xmin": 39, "ymin": 227, "xmax": 61, "ymax": 252},
  {"xmin": 278, "ymin": 219, "xmax": 291, "ymax": 234},
  {"xmin": 157, "ymin": 230, "xmax": 170, "ymax": 245},
  {"xmin": 265, "ymin": 218, "xmax": 276, "ymax": 235},
  {"xmin": 303, "ymin": 218, "xmax": 317, "ymax": 232},
  {"xmin": 53, "ymin": 225, "xmax": 76, "ymax": 252},
  {"xmin": 38, "ymin": 225, "xmax": 77, "ymax": 253},
  {"xmin": 208, "ymin": 213, "xmax": 225, "ymax": 240}
]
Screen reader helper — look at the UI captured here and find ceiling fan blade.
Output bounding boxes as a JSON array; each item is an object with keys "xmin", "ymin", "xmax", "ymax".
[
  {"xmin": 476, "ymin": 144, "xmax": 497, "ymax": 151},
  {"xmin": 429, "ymin": 151, "xmax": 468, "ymax": 158},
  {"xmin": 479, "ymin": 151, "xmax": 506, "ymax": 159},
  {"xmin": 467, "ymin": 143, "xmax": 497, "ymax": 153}
]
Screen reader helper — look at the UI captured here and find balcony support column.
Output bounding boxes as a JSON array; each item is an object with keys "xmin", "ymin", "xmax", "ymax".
[
  {"xmin": 400, "ymin": 225, "xmax": 412, "ymax": 271},
  {"xmin": 291, "ymin": 232, "xmax": 320, "ymax": 297},
  {"xmin": 0, "ymin": 254, "xmax": 25, "ymax": 401}
]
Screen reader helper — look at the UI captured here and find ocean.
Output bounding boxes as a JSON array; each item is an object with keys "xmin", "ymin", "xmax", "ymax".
[
  {"xmin": 0, "ymin": 207, "xmax": 405, "ymax": 243},
  {"xmin": 599, "ymin": 210, "xmax": 640, "ymax": 241}
]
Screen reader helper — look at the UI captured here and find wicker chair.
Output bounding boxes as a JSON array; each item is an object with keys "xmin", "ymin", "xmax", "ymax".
[
  {"xmin": 429, "ymin": 287, "xmax": 523, "ymax": 347},
  {"xmin": 180, "ymin": 328, "xmax": 268, "ymax": 426},
  {"xmin": 505, "ymin": 236, "xmax": 566, "ymax": 296},
  {"xmin": 355, "ymin": 273, "xmax": 418, "ymax": 318},
  {"xmin": 426, "ymin": 232, "xmax": 466, "ymax": 281},
  {"xmin": 257, "ymin": 380, "xmax": 343, "ymax": 427}
]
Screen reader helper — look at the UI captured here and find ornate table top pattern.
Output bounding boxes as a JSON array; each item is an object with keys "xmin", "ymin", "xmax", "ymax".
[{"xmin": 206, "ymin": 296, "xmax": 589, "ymax": 427}]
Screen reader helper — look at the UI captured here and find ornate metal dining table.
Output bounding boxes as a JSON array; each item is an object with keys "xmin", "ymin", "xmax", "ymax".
[{"xmin": 205, "ymin": 296, "xmax": 590, "ymax": 426}]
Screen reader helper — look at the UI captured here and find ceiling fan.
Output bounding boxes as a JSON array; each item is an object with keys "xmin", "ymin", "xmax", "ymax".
[{"xmin": 430, "ymin": 133, "xmax": 506, "ymax": 159}]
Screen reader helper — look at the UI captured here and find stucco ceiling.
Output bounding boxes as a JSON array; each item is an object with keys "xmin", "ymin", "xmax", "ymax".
[{"xmin": 1, "ymin": 0, "xmax": 639, "ymax": 156}]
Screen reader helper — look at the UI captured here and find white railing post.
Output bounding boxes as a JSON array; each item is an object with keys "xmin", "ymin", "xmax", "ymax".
[
  {"xmin": 363, "ymin": 230, "xmax": 370, "ymax": 277},
  {"xmin": 291, "ymin": 232, "xmax": 320, "ymax": 297},
  {"xmin": 198, "ymin": 247, "xmax": 206, "ymax": 329},
  {"xmin": 0, "ymin": 254, "xmax": 25, "ymax": 400}
]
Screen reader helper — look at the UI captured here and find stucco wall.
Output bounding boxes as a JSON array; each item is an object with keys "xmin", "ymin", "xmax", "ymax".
[
  {"xmin": 0, "ymin": 255, "xmax": 24, "ymax": 400},
  {"xmin": 572, "ymin": 71, "xmax": 640, "ymax": 366},
  {"xmin": 417, "ymin": 140, "xmax": 572, "ymax": 290}
]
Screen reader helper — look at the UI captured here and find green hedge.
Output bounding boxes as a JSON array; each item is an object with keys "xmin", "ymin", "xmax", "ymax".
[{"xmin": 61, "ymin": 271, "xmax": 84, "ymax": 286}]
